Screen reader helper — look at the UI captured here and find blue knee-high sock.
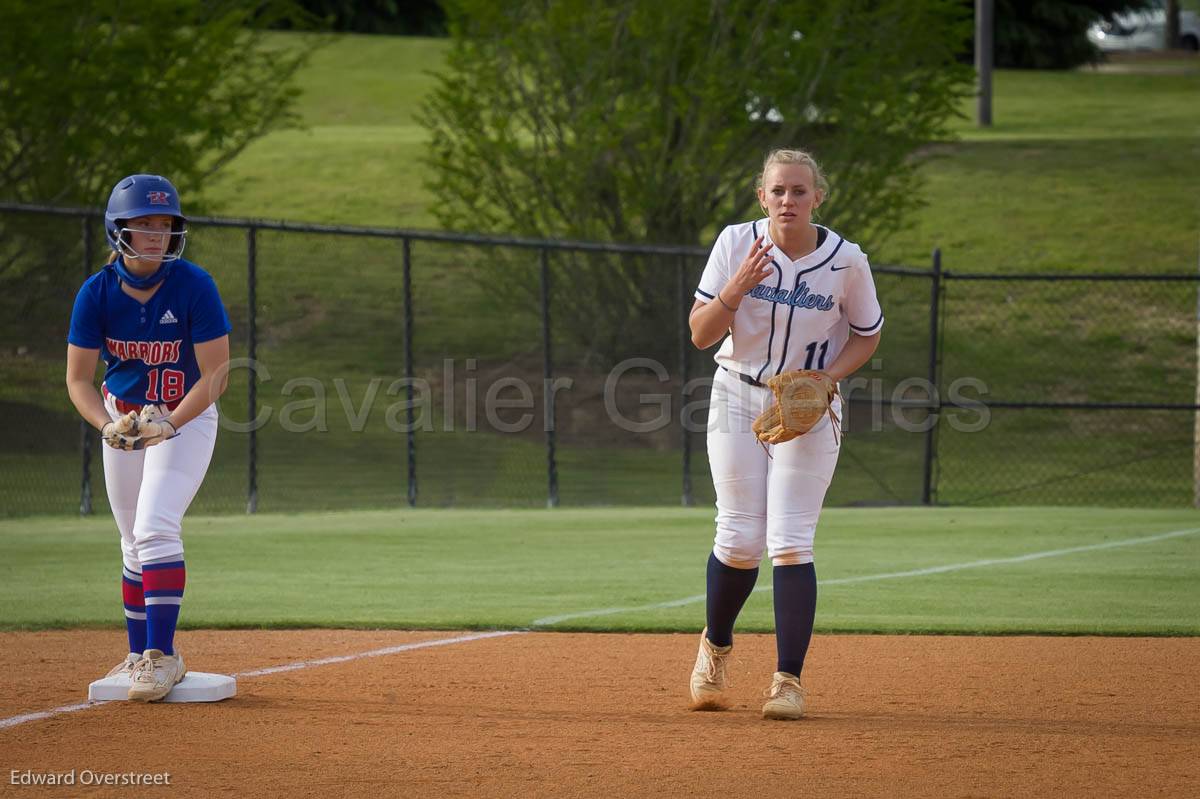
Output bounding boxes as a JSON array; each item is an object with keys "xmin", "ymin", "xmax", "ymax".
[
  {"xmin": 705, "ymin": 552, "xmax": 760, "ymax": 647},
  {"xmin": 773, "ymin": 562, "xmax": 817, "ymax": 677},
  {"xmin": 141, "ymin": 559, "xmax": 185, "ymax": 656},
  {"xmin": 122, "ymin": 566, "xmax": 146, "ymax": 655}
]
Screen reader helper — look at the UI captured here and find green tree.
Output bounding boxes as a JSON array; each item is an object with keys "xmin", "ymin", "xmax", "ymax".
[
  {"xmin": 0, "ymin": 0, "xmax": 314, "ymax": 208},
  {"xmin": 290, "ymin": 0, "xmax": 446, "ymax": 34},
  {"xmin": 420, "ymin": 0, "xmax": 972, "ymax": 361},
  {"xmin": 991, "ymin": 0, "xmax": 1154, "ymax": 69},
  {"xmin": 0, "ymin": 0, "xmax": 316, "ymax": 341}
]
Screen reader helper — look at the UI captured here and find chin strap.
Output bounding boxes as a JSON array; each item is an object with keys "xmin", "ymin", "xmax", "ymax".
[{"xmin": 113, "ymin": 255, "xmax": 172, "ymax": 289}]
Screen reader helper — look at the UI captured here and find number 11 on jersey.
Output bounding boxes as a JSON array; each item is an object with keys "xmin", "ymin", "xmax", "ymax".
[{"xmin": 804, "ymin": 340, "xmax": 829, "ymax": 370}]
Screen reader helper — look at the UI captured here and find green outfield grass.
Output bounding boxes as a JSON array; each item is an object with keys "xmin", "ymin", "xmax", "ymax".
[{"xmin": 1, "ymin": 507, "xmax": 1197, "ymax": 635}]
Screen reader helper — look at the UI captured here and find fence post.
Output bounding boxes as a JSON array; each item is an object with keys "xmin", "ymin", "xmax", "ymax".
[
  {"xmin": 1194, "ymin": 238, "xmax": 1200, "ymax": 508},
  {"xmin": 79, "ymin": 216, "xmax": 94, "ymax": 516},
  {"xmin": 246, "ymin": 226, "xmax": 258, "ymax": 514},
  {"xmin": 541, "ymin": 248, "xmax": 559, "ymax": 508},
  {"xmin": 403, "ymin": 237, "xmax": 417, "ymax": 507},
  {"xmin": 679, "ymin": 256, "xmax": 694, "ymax": 507},
  {"xmin": 922, "ymin": 248, "xmax": 943, "ymax": 505}
]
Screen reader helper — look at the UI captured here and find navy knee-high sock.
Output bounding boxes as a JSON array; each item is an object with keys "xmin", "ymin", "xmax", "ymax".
[
  {"xmin": 773, "ymin": 562, "xmax": 818, "ymax": 677},
  {"xmin": 705, "ymin": 552, "xmax": 759, "ymax": 647}
]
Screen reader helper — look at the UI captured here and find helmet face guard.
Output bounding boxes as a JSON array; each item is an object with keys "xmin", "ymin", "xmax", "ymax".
[
  {"xmin": 104, "ymin": 174, "xmax": 188, "ymax": 262},
  {"xmin": 113, "ymin": 218, "xmax": 188, "ymax": 262}
]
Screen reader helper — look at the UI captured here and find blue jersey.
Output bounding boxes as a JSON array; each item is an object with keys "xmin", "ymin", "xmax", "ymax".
[{"xmin": 68, "ymin": 258, "xmax": 232, "ymax": 405}]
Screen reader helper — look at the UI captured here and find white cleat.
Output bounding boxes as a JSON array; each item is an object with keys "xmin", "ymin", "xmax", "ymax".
[
  {"xmin": 762, "ymin": 671, "xmax": 806, "ymax": 720},
  {"xmin": 105, "ymin": 652, "xmax": 141, "ymax": 679},
  {"xmin": 689, "ymin": 629, "xmax": 733, "ymax": 710},
  {"xmin": 128, "ymin": 649, "xmax": 187, "ymax": 702}
]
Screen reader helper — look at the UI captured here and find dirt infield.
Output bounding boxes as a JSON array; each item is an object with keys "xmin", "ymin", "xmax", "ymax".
[{"xmin": 2, "ymin": 631, "xmax": 1197, "ymax": 798}]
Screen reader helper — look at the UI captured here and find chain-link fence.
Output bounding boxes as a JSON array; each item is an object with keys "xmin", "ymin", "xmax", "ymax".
[
  {"xmin": 933, "ymin": 273, "xmax": 1200, "ymax": 505},
  {"xmin": 2, "ymin": 203, "xmax": 1197, "ymax": 515}
]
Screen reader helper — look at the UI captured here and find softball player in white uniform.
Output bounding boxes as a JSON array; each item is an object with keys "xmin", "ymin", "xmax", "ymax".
[
  {"xmin": 65, "ymin": 174, "xmax": 231, "ymax": 702},
  {"xmin": 687, "ymin": 149, "xmax": 883, "ymax": 720}
]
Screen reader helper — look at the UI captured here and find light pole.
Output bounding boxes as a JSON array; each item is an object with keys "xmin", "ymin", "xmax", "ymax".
[{"xmin": 976, "ymin": 0, "xmax": 994, "ymax": 127}]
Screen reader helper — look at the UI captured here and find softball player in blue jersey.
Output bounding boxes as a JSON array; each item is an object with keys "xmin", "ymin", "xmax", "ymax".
[
  {"xmin": 687, "ymin": 149, "xmax": 884, "ymax": 719},
  {"xmin": 65, "ymin": 174, "xmax": 231, "ymax": 702}
]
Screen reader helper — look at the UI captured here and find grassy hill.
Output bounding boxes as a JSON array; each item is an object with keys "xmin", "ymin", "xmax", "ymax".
[{"xmin": 203, "ymin": 34, "xmax": 1200, "ymax": 273}]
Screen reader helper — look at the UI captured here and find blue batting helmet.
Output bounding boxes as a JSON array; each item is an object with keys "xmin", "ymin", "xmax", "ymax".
[{"xmin": 104, "ymin": 174, "xmax": 188, "ymax": 260}]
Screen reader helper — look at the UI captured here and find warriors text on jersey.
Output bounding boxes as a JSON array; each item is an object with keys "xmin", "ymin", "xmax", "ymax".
[
  {"xmin": 68, "ymin": 258, "xmax": 232, "ymax": 405},
  {"xmin": 695, "ymin": 221, "xmax": 884, "ymax": 382}
]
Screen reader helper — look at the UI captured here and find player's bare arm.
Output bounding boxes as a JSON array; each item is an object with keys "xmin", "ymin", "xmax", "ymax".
[
  {"xmin": 66, "ymin": 343, "xmax": 114, "ymax": 431},
  {"xmin": 165, "ymin": 335, "xmax": 230, "ymax": 429},
  {"xmin": 824, "ymin": 330, "xmax": 882, "ymax": 382},
  {"xmin": 689, "ymin": 235, "xmax": 774, "ymax": 349}
]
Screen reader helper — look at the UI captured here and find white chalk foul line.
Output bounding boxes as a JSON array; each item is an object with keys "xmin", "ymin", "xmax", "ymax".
[
  {"xmin": 0, "ymin": 703, "xmax": 95, "ymax": 731},
  {"xmin": 235, "ymin": 630, "xmax": 522, "ymax": 677},
  {"xmin": 820, "ymin": 526, "xmax": 1200, "ymax": 586},
  {"xmin": 0, "ymin": 629, "xmax": 523, "ymax": 731},
  {"xmin": 533, "ymin": 594, "xmax": 706, "ymax": 627},
  {"xmin": 531, "ymin": 526, "xmax": 1200, "ymax": 627}
]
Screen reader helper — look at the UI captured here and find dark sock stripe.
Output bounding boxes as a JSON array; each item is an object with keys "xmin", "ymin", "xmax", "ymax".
[
  {"xmin": 773, "ymin": 562, "xmax": 817, "ymax": 677},
  {"xmin": 705, "ymin": 552, "xmax": 760, "ymax": 647}
]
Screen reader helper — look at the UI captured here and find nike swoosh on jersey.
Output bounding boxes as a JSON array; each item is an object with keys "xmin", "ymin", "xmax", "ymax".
[{"xmin": 829, "ymin": 263, "xmax": 853, "ymax": 271}]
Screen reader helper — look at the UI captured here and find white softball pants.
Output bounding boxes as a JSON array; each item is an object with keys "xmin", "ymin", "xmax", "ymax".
[
  {"xmin": 705, "ymin": 367, "xmax": 841, "ymax": 568},
  {"xmin": 102, "ymin": 393, "xmax": 219, "ymax": 572}
]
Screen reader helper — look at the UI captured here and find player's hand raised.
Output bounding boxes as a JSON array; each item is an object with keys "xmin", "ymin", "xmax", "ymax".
[{"xmin": 724, "ymin": 235, "xmax": 775, "ymax": 303}]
